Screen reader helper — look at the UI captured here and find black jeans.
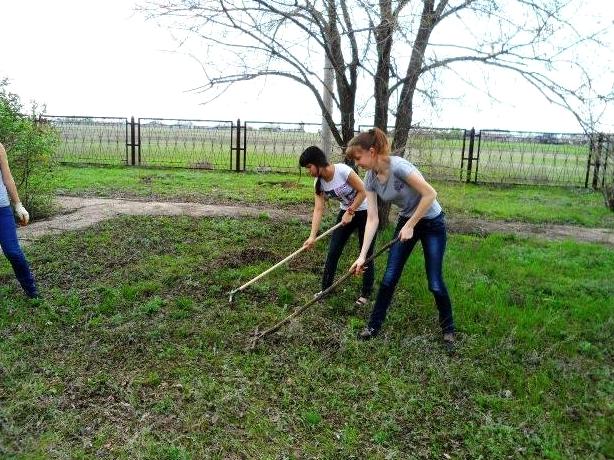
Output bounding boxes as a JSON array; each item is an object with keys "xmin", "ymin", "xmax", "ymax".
[
  {"xmin": 367, "ymin": 212, "xmax": 454, "ymax": 334},
  {"xmin": 322, "ymin": 209, "xmax": 376, "ymax": 298}
]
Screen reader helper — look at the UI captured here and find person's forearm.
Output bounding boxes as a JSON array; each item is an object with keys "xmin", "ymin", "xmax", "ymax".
[
  {"xmin": 405, "ymin": 191, "xmax": 436, "ymax": 229},
  {"xmin": 359, "ymin": 216, "xmax": 379, "ymax": 259},
  {"xmin": 309, "ymin": 205, "xmax": 324, "ymax": 238},
  {"xmin": 348, "ymin": 190, "xmax": 366, "ymax": 213}
]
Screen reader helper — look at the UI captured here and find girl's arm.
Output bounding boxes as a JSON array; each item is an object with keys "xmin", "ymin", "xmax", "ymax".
[
  {"xmin": 398, "ymin": 171, "xmax": 437, "ymax": 241},
  {"xmin": 350, "ymin": 190, "xmax": 379, "ymax": 273},
  {"xmin": 341, "ymin": 170, "xmax": 366, "ymax": 225},
  {"xmin": 303, "ymin": 192, "xmax": 326, "ymax": 248},
  {"xmin": 0, "ymin": 143, "xmax": 20, "ymax": 205},
  {"xmin": 0, "ymin": 143, "xmax": 29, "ymax": 224}
]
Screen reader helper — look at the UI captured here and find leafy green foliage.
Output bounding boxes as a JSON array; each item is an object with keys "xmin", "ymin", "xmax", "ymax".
[{"xmin": 0, "ymin": 78, "xmax": 59, "ymax": 218}]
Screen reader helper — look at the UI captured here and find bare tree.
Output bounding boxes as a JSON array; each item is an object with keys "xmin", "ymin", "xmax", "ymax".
[
  {"xmin": 140, "ymin": 0, "xmax": 612, "ymax": 140},
  {"xmin": 140, "ymin": 0, "xmax": 612, "ymax": 221}
]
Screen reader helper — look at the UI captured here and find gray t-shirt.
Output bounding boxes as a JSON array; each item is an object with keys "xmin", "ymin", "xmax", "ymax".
[
  {"xmin": 364, "ymin": 156, "xmax": 442, "ymax": 219},
  {"xmin": 0, "ymin": 174, "xmax": 9, "ymax": 208}
]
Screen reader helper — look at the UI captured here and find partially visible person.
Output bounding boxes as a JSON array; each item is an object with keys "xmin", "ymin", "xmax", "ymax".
[
  {"xmin": 0, "ymin": 142, "xmax": 39, "ymax": 299},
  {"xmin": 300, "ymin": 146, "xmax": 376, "ymax": 306},
  {"xmin": 347, "ymin": 128, "xmax": 455, "ymax": 346}
]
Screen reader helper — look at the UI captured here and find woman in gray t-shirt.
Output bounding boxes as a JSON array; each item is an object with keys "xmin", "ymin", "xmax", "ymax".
[{"xmin": 346, "ymin": 128, "xmax": 455, "ymax": 349}]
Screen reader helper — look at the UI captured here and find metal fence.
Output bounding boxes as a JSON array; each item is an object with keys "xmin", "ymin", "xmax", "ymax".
[
  {"xmin": 244, "ymin": 121, "xmax": 345, "ymax": 172},
  {"xmin": 476, "ymin": 130, "xmax": 591, "ymax": 187},
  {"xmin": 40, "ymin": 114, "xmax": 613, "ymax": 189},
  {"xmin": 137, "ymin": 118, "xmax": 233, "ymax": 169},
  {"xmin": 42, "ymin": 115, "xmax": 129, "ymax": 165}
]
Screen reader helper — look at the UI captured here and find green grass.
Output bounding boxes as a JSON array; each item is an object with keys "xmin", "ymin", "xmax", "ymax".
[
  {"xmin": 1, "ymin": 216, "xmax": 612, "ymax": 458},
  {"xmin": 51, "ymin": 165, "xmax": 614, "ymax": 228},
  {"xmin": 51, "ymin": 164, "xmax": 314, "ymax": 208},
  {"xmin": 435, "ymin": 181, "xmax": 614, "ymax": 228}
]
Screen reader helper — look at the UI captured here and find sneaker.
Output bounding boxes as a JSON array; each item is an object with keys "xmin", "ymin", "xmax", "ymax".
[{"xmin": 357, "ymin": 326, "xmax": 378, "ymax": 341}]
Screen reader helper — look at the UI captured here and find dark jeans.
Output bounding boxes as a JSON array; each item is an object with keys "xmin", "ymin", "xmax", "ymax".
[
  {"xmin": 367, "ymin": 212, "xmax": 454, "ymax": 334},
  {"xmin": 322, "ymin": 209, "xmax": 376, "ymax": 298},
  {"xmin": 0, "ymin": 206, "xmax": 38, "ymax": 297}
]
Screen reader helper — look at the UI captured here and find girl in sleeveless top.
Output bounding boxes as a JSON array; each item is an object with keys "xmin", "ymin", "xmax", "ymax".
[
  {"xmin": 300, "ymin": 146, "xmax": 377, "ymax": 306},
  {"xmin": 0, "ymin": 142, "xmax": 38, "ymax": 299}
]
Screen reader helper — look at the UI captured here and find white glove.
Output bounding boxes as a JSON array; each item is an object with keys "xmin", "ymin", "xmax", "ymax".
[{"xmin": 14, "ymin": 202, "xmax": 30, "ymax": 225}]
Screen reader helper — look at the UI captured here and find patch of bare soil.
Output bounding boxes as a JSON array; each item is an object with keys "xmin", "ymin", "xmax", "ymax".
[
  {"xmin": 16, "ymin": 195, "xmax": 614, "ymax": 246},
  {"xmin": 446, "ymin": 216, "xmax": 614, "ymax": 245}
]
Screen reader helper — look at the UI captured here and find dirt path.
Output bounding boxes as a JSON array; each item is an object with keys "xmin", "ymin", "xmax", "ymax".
[{"xmin": 17, "ymin": 196, "xmax": 614, "ymax": 246}]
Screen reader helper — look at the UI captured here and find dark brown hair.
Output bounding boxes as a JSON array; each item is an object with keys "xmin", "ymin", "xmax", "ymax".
[
  {"xmin": 346, "ymin": 127, "xmax": 390, "ymax": 159},
  {"xmin": 299, "ymin": 145, "xmax": 329, "ymax": 195}
]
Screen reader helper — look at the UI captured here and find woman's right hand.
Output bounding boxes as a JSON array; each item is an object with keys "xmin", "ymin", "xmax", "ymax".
[
  {"xmin": 303, "ymin": 236, "xmax": 316, "ymax": 249},
  {"xmin": 350, "ymin": 256, "xmax": 366, "ymax": 275}
]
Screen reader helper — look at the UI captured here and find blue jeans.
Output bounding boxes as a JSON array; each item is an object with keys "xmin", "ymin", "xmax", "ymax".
[
  {"xmin": 322, "ymin": 209, "xmax": 376, "ymax": 298},
  {"xmin": 0, "ymin": 206, "xmax": 38, "ymax": 297},
  {"xmin": 367, "ymin": 212, "xmax": 454, "ymax": 334}
]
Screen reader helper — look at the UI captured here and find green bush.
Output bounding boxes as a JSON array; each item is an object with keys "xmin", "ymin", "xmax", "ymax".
[{"xmin": 0, "ymin": 78, "xmax": 59, "ymax": 219}]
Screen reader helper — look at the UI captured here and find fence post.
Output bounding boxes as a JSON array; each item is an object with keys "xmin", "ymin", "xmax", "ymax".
[
  {"xmin": 128, "ymin": 116, "xmax": 136, "ymax": 166},
  {"xmin": 235, "ymin": 118, "xmax": 241, "ymax": 172},
  {"xmin": 466, "ymin": 127, "xmax": 476, "ymax": 183}
]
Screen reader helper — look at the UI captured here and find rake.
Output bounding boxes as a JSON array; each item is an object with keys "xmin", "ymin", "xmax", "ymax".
[
  {"xmin": 228, "ymin": 221, "xmax": 344, "ymax": 302},
  {"xmin": 248, "ymin": 237, "xmax": 398, "ymax": 348}
]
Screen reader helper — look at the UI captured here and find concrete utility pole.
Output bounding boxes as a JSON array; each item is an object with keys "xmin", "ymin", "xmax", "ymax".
[{"xmin": 320, "ymin": 52, "xmax": 334, "ymax": 159}]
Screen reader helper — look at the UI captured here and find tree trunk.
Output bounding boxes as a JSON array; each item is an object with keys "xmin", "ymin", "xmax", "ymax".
[
  {"xmin": 373, "ymin": 0, "xmax": 393, "ymax": 130},
  {"xmin": 380, "ymin": 0, "xmax": 437, "ymax": 228}
]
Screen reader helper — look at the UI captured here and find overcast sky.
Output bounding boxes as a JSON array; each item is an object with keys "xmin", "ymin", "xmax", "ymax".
[{"xmin": 2, "ymin": 0, "xmax": 612, "ymax": 133}]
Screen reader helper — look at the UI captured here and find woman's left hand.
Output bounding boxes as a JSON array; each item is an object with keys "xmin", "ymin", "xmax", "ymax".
[
  {"xmin": 399, "ymin": 224, "xmax": 414, "ymax": 241},
  {"xmin": 14, "ymin": 203, "xmax": 30, "ymax": 225}
]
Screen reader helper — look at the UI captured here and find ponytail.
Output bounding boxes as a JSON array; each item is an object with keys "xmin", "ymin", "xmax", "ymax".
[{"xmin": 346, "ymin": 127, "xmax": 390, "ymax": 158}]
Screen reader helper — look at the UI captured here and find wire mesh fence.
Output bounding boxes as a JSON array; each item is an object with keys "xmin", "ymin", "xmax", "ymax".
[
  {"xmin": 40, "ymin": 114, "xmax": 611, "ymax": 189},
  {"xmin": 137, "ymin": 118, "xmax": 233, "ymax": 169},
  {"xmin": 41, "ymin": 115, "xmax": 129, "ymax": 165},
  {"xmin": 477, "ymin": 130, "xmax": 591, "ymax": 186},
  {"xmin": 403, "ymin": 127, "xmax": 466, "ymax": 182},
  {"xmin": 358, "ymin": 125, "xmax": 468, "ymax": 182},
  {"xmin": 243, "ymin": 121, "xmax": 345, "ymax": 172}
]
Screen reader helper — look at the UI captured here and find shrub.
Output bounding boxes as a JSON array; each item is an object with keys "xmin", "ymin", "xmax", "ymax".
[{"xmin": 0, "ymin": 78, "xmax": 59, "ymax": 219}]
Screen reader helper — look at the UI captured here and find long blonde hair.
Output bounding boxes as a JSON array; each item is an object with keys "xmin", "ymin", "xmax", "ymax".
[{"xmin": 346, "ymin": 127, "xmax": 390, "ymax": 158}]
